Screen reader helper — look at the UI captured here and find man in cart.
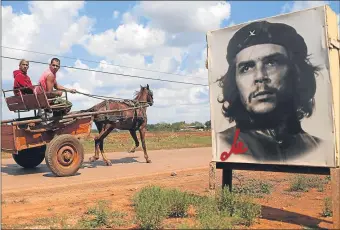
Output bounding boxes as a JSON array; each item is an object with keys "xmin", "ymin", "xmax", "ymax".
[
  {"xmin": 35, "ymin": 57, "xmax": 77, "ymax": 117},
  {"xmin": 13, "ymin": 59, "xmax": 35, "ymax": 96}
]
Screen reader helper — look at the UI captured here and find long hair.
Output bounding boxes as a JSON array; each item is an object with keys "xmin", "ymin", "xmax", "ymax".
[{"xmin": 216, "ymin": 51, "xmax": 321, "ymax": 124}]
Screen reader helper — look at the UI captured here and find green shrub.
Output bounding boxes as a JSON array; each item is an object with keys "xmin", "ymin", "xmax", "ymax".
[
  {"xmin": 133, "ymin": 185, "xmax": 261, "ymax": 229},
  {"xmin": 233, "ymin": 179, "xmax": 273, "ymax": 198},
  {"xmin": 217, "ymin": 186, "xmax": 261, "ymax": 226},
  {"xmin": 289, "ymin": 175, "xmax": 326, "ymax": 192},
  {"xmin": 133, "ymin": 185, "xmax": 170, "ymax": 229},
  {"xmin": 322, "ymin": 197, "xmax": 332, "ymax": 217},
  {"xmin": 78, "ymin": 200, "xmax": 127, "ymax": 229},
  {"xmin": 164, "ymin": 188, "xmax": 193, "ymax": 218}
]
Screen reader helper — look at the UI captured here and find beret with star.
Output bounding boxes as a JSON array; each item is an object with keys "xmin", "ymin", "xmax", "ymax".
[{"xmin": 226, "ymin": 20, "xmax": 308, "ymax": 65}]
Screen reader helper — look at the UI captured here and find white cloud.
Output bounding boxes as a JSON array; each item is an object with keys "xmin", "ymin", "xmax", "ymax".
[
  {"xmin": 281, "ymin": 1, "xmax": 329, "ymax": 13},
  {"xmin": 134, "ymin": 1, "xmax": 231, "ymax": 33},
  {"xmin": 83, "ymin": 22, "xmax": 166, "ymax": 56},
  {"xmin": 1, "ymin": 1, "xmax": 221, "ymax": 124},
  {"xmin": 60, "ymin": 16, "xmax": 95, "ymax": 52},
  {"xmin": 2, "ymin": 1, "xmax": 92, "ymax": 56}
]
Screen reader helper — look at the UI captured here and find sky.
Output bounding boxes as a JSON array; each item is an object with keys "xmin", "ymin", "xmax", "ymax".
[{"xmin": 1, "ymin": 1, "xmax": 339, "ymax": 125}]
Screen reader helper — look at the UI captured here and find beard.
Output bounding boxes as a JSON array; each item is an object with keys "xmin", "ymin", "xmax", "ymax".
[{"xmin": 236, "ymin": 95, "xmax": 298, "ymax": 131}]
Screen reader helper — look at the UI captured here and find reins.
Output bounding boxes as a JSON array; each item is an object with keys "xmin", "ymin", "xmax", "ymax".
[{"xmin": 74, "ymin": 90, "xmax": 149, "ymax": 104}]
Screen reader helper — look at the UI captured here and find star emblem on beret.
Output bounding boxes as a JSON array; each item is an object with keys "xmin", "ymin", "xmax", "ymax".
[{"xmin": 249, "ymin": 30, "xmax": 256, "ymax": 36}]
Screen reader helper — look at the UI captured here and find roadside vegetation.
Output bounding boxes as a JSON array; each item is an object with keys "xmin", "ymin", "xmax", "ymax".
[
  {"xmin": 287, "ymin": 175, "xmax": 329, "ymax": 192},
  {"xmin": 232, "ymin": 178, "xmax": 273, "ymax": 198},
  {"xmin": 2, "ymin": 174, "xmax": 333, "ymax": 229},
  {"xmin": 1, "ymin": 130, "xmax": 212, "ymax": 159},
  {"xmin": 132, "ymin": 185, "xmax": 261, "ymax": 229}
]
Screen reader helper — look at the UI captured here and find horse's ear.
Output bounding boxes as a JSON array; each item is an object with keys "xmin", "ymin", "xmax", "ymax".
[
  {"xmin": 140, "ymin": 85, "xmax": 143, "ymax": 89},
  {"xmin": 146, "ymin": 84, "xmax": 149, "ymax": 89}
]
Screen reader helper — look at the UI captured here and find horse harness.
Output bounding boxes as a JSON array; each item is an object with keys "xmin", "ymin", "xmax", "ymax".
[{"xmin": 96, "ymin": 99, "xmax": 147, "ymax": 130}]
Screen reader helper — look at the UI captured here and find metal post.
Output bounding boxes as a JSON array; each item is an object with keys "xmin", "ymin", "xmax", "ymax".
[{"xmin": 222, "ymin": 169, "xmax": 233, "ymax": 192}]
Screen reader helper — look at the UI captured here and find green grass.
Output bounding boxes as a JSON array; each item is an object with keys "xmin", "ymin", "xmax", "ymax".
[
  {"xmin": 76, "ymin": 200, "xmax": 128, "ymax": 229},
  {"xmin": 288, "ymin": 175, "xmax": 329, "ymax": 192},
  {"xmin": 233, "ymin": 178, "xmax": 273, "ymax": 198},
  {"xmin": 2, "ymin": 131, "xmax": 212, "ymax": 159},
  {"xmin": 321, "ymin": 197, "xmax": 332, "ymax": 217},
  {"xmin": 80, "ymin": 133, "xmax": 211, "ymax": 154},
  {"xmin": 132, "ymin": 185, "xmax": 261, "ymax": 229}
]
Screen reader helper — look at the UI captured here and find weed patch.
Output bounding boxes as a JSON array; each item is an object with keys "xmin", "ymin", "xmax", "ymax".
[
  {"xmin": 233, "ymin": 178, "xmax": 273, "ymax": 198},
  {"xmin": 133, "ymin": 185, "xmax": 261, "ymax": 229},
  {"xmin": 132, "ymin": 186, "xmax": 170, "ymax": 229},
  {"xmin": 288, "ymin": 175, "xmax": 327, "ymax": 192},
  {"xmin": 321, "ymin": 197, "xmax": 332, "ymax": 217},
  {"xmin": 77, "ymin": 200, "xmax": 127, "ymax": 229}
]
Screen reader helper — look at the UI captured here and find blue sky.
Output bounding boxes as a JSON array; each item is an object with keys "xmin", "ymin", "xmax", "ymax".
[{"xmin": 1, "ymin": 1, "xmax": 339, "ymax": 124}]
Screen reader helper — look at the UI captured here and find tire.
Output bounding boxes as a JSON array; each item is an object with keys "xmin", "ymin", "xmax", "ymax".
[
  {"xmin": 12, "ymin": 145, "xmax": 46, "ymax": 168},
  {"xmin": 45, "ymin": 134, "xmax": 84, "ymax": 177}
]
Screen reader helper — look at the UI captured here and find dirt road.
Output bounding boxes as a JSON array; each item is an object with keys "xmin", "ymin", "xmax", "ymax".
[
  {"xmin": 2, "ymin": 147, "xmax": 212, "ymax": 193},
  {"xmin": 1, "ymin": 147, "xmax": 334, "ymax": 229}
]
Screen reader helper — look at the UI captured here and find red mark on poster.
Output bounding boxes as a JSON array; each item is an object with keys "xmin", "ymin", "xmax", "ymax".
[{"xmin": 220, "ymin": 128, "xmax": 248, "ymax": 161}]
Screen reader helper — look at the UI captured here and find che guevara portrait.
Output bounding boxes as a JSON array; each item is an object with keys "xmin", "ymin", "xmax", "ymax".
[{"xmin": 207, "ymin": 8, "xmax": 336, "ymax": 167}]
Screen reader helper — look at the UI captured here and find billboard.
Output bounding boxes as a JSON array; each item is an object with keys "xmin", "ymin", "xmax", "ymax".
[{"xmin": 207, "ymin": 6, "xmax": 339, "ymax": 167}]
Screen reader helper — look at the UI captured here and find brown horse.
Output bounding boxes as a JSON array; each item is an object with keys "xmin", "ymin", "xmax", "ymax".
[{"xmin": 81, "ymin": 84, "xmax": 154, "ymax": 166}]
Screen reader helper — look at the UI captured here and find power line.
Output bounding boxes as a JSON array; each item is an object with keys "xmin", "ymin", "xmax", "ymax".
[
  {"xmin": 1, "ymin": 56, "xmax": 208, "ymax": 87},
  {"xmin": 1, "ymin": 45, "xmax": 193, "ymax": 78}
]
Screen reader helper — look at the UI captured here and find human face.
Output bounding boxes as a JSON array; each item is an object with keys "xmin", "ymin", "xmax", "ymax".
[
  {"xmin": 235, "ymin": 44, "xmax": 291, "ymax": 114},
  {"xmin": 50, "ymin": 60, "xmax": 60, "ymax": 73},
  {"xmin": 19, "ymin": 61, "xmax": 29, "ymax": 74}
]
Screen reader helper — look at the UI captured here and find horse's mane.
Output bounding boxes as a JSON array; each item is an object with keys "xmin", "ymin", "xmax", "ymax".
[{"xmin": 133, "ymin": 90, "xmax": 140, "ymax": 99}]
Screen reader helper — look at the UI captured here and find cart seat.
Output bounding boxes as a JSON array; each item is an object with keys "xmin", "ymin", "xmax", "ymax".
[
  {"xmin": 5, "ymin": 93, "xmax": 51, "ymax": 111},
  {"xmin": 5, "ymin": 93, "xmax": 72, "ymax": 112}
]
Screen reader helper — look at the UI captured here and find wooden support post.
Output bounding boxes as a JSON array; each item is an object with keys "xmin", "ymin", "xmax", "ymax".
[
  {"xmin": 222, "ymin": 169, "xmax": 233, "ymax": 192},
  {"xmin": 331, "ymin": 168, "xmax": 340, "ymax": 229},
  {"xmin": 209, "ymin": 161, "xmax": 216, "ymax": 194}
]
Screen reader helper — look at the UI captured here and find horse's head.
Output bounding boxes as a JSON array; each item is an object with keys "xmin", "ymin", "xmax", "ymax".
[{"xmin": 136, "ymin": 84, "xmax": 154, "ymax": 106}]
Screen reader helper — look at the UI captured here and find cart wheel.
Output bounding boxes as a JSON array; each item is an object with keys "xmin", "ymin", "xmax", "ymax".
[
  {"xmin": 45, "ymin": 134, "xmax": 84, "ymax": 177},
  {"xmin": 12, "ymin": 145, "xmax": 46, "ymax": 168}
]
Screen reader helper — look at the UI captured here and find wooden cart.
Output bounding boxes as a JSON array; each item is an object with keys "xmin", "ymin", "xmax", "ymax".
[
  {"xmin": 1, "ymin": 86, "xmax": 148, "ymax": 177},
  {"xmin": 1, "ymin": 86, "xmax": 93, "ymax": 177}
]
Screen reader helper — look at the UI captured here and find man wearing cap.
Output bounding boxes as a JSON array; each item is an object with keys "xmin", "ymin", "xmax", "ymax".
[{"xmin": 217, "ymin": 20, "xmax": 322, "ymax": 163}]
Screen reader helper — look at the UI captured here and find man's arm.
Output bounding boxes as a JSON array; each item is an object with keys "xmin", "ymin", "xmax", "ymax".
[
  {"xmin": 46, "ymin": 74, "xmax": 62, "ymax": 96},
  {"xmin": 54, "ymin": 81, "xmax": 76, "ymax": 93}
]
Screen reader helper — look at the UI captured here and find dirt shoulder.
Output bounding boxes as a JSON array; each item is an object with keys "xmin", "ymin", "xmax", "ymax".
[
  {"xmin": 2, "ymin": 168, "xmax": 334, "ymax": 229},
  {"xmin": 1, "ymin": 147, "xmax": 335, "ymax": 229}
]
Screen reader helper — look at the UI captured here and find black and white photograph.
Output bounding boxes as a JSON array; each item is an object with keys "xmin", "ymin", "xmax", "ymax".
[{"xmin": 207, "ymin": 6, "xmax": 336, "ymax": 167}]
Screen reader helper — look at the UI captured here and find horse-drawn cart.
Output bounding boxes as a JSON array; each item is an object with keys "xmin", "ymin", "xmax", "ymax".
[
  {"xmin": 1, "ymin": 86, "xmax": 94, "ymax": 176},
  {"xmin": 1, "ymin": 85, "xmax": 151, "ymax": 177}
]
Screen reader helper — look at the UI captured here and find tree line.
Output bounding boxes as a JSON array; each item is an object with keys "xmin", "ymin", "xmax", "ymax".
[
  {"xmin": 91, "ymin": 121, "xmax": 211, "ymax": 133},
  {"xmin": 146, "ymin": 121, "xmax": 211, "ymax": 132}
]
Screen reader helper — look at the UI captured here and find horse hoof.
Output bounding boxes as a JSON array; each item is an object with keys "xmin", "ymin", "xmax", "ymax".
[
  {"xmin": 146, "ymin": 159, "xmax": 152, "ymax": 163},
  {"xmin": 89, "ymin": 157, "xmax": 98, "ymax": 162},
  {"xmin": 128, "ymin": 149, "xmax": 135, "ymax": 153},
  {"xmin": 105, "ymin": 161, "xmax": 112, "ymax": 166}
]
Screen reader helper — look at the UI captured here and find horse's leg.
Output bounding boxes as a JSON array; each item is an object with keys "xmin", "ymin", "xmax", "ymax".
[
  {"xmin": 95, "ymin": 123, "xmax": 115, "ymax": 166},
  {"xmin": 139, "ymin": 123, "xmax": 151, "ymax": 163},
  {"xmin": 99, "ymin": 124, "xmax": 108, "ymax": 155},
  {"xmin": 89, "ymin": 122, "xmax": 103, "ymax": 162},
  {"xmin": 128, "ymin": 129, "xmax": 139, "ymax": 153}
]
